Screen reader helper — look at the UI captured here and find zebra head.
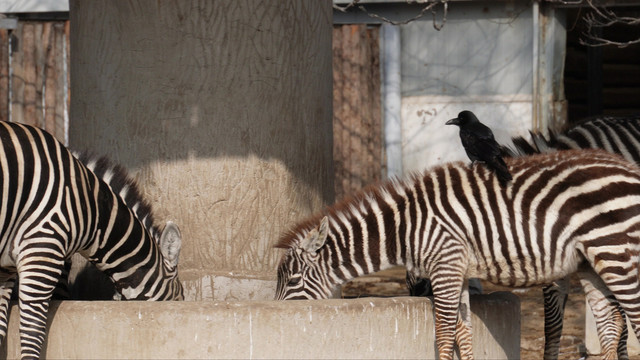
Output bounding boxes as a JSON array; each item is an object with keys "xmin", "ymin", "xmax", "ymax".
[
  {"xmin": 157, "ymin": 221, "xmax": 184, "ymax": 300},
  {"xmin": 275, "ymin": 216, "xmax": 333, "ymax": 300}
]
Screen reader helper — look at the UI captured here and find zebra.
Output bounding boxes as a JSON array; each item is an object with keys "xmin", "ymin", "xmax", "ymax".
[
  {"xmin": 0, "ymin": 121, "xmax": 183, "ymax": 359},
  {"xmin": 275, "ymin": 148, "xmax": 640, "ymax": 360},
  {"xmin": 408, "ymin": 115, "xmax": 640, "ymax": 359},
  {"xmin": 511, "ymin": 115, "xmax": 640, "ymax": 359},
  {"xmin": 510, "ymin": 115, "xmax": 640, "ymax": 162}
]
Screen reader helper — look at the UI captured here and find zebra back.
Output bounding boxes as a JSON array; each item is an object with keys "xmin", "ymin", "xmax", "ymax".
[{"xmin": 507, "ymin": 115, "xmax": 640, "ymax": 162}]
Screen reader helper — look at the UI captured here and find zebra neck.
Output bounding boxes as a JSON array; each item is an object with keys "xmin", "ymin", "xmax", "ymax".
[
  {"xmin": 85, "ymin": 183, "xmax": 168, "ymax": 299},
  {"xmin": 317, "ymin": 176, "xmax": 442, "ymax": 285},
  {"xmin": 323, "ymin": 226, "xmax": 400, "ymax": 287}
]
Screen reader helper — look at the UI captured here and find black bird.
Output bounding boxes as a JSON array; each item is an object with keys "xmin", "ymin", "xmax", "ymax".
[{"xmin": 446, "ymin": 110, "xmax": 512, "ymax": 185}]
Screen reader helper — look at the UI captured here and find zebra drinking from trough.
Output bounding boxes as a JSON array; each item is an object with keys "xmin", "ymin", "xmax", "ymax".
[
  {"xmin": 409, "ymin": 115, "xmax": 640, "ymax": 359},
  {"xmin": 275, "ymin": 148, "xmax": 640, "ymax": 360},
  {"xmin": 0, "ymin": 121, "xmax": 183, "ymax": 359}
]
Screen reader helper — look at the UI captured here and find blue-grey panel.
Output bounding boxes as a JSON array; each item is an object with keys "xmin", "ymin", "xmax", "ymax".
[{"xmin": 401, "ymin": 1, "xmax": 533, "ymax": 97}]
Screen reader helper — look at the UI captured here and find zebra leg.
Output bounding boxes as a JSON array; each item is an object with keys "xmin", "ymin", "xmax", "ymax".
[
  {"xmin": 16, "ymin": 250, "xmax": 66, "ymax": 359},
  {"xmin": 407, "ymin": 272, "xmax": 473, "ymax": 359},
  {"xmin": 617, "ymin": 305, "xmax": 629, "ymax": 360},
  {"xmin": 431, "ymin": 271, "xmax": 468, "ymax": 360},
  {"xmin": 584, "ymin": 246, "xmax": 640, "ymax": 347},
  {"xmin": 578, "ymin": 265, "xmax": 627, "ymax": 360},
  {"xmin": 406, "ymin": 272, "xmax": 482, "ymax": 297},
  {"xmin": 542, "ymin": 277, "xmax": 569, "ymax": 360},
  {"xmin": 52, "ymin": 260, "xmax": 72, "ymax": 300},
  {"xmin": 406, "ymin": 271, "xmax": 432, "ymax": 296},
  {"xmin": 0, "ymin": 271, "xmax": 16, "ymax": 346},
  {"xmin": 454, "ymin": 279, "xmax": 473, "ymax": 359}
]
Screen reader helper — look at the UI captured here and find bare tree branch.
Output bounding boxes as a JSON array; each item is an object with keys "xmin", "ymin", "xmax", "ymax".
[
  {"xmin": 333, "ymin": 1, "xmax": 449, "ymax": 30},
  {"xmin": 580, "ymin": 0, "xmax": 640, "ymax": 47}
]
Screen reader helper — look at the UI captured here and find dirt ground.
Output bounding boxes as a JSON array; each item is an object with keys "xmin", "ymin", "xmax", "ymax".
[{"xmin": 341, "ymin": 267, "xmax": 612, "ymax": 360}]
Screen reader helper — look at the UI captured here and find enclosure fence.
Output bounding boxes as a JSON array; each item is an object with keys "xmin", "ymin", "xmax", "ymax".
[{"xmin": 0, "ymin": 19, "xmax": 69, "ymax": 145}]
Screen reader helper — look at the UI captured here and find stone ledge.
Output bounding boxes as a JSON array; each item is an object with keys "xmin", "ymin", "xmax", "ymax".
[{"xmin": 0, "ymin": 293, "xmax": 519, "ymax": 359}]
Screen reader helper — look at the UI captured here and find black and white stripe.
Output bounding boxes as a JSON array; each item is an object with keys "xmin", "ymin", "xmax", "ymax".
[
  {"xmin": 405, "ymin": 115, "xmax": 640, "ymax": 359},
  {"xmin": 508, "ymin": 115, "xmax": 640, "ymax": 359},
  {"xmin": 275, "ymin": 148, "xmax": 640, "ymax": 360},
  {"xmin": 0, "ymin": 121, "xmax": 183, "ymax": 359}
]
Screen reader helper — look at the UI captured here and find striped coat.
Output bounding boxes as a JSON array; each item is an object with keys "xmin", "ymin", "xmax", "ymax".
[
  {"xmin": 275, "ymin": 149, "xmax": 640, "ymax": 360},
  {"xmin": 0, "ymin": 121, "xmax": 183, "ymax": 359}
]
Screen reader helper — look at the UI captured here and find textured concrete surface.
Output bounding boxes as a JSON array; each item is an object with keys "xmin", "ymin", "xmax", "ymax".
[
  {"xmin": 69, "ymin": 0, "xmax": 334, "ymax": 301},
  {"xmin": 0, "ymin": 294, "xmax": 519, "ymax": 359}
]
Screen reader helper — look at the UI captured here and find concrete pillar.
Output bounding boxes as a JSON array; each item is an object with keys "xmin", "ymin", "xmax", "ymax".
[{"xmin": 69, "ymin": 1, "xmax": 333, "ymax": 300}]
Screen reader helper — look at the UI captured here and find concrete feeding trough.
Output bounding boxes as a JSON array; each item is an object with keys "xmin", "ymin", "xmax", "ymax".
[{"xmin": 0, "ymin": 293, "xmax": 519, "ymax": 359}]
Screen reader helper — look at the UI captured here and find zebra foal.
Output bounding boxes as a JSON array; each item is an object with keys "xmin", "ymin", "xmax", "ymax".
[
  {"xmin": 275, "ymin": 149, "xmax": 640, "ymax": 360},
  {"xmin": 0, "ymin": 121, "xmax": 183, "ymax": 359}
]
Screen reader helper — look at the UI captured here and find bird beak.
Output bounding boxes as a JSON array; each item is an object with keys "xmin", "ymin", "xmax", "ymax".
[{"xmin": 446, "ymin": 118, "xmax": 460, "ymax": 126}]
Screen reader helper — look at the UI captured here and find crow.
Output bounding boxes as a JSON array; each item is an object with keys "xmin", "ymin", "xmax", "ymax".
[{"xmin": 446, "ymin": 110, "xmax": 512, "ymax": 185}]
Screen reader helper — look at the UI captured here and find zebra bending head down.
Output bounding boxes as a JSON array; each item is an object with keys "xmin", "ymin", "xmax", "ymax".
[
  {"xmin": 0, "ymin": 121, "xmax": 183, "ymax": 359},
  {"xmin": 275, "ymin": 148, "xmax": 640, "ymax": 360}
]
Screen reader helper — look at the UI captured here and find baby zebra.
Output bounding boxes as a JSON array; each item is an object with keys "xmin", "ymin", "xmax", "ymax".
[
  {"xmin": 0, "ymin": 121, "xmax": 183, "ymax": 359},
  {"xmin": 275, "ymin": 149, "xmax": 640, "ymax": 360}
]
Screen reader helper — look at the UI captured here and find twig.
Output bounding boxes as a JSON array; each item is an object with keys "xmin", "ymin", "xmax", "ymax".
[
  {"xmin": 580, "ymin": 0, "xmax": 640, "ymax": 47},
  {"xmin": 334, "ymin": 0, "xmax": 449, "ymax": 30}
]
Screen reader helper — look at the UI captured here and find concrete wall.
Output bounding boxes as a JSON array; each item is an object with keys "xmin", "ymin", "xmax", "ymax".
[
  {"xmin": 69, "ymin": 0, "xmax": 333, "ymax": 300},
  {"xmin": 0, "ymin": 294, "xmax": 520, "ymax": 359}
]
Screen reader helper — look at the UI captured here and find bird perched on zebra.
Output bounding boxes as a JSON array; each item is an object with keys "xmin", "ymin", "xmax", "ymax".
[
  {"xmin": 275, "ymin": 149, "xmax": 640, "ymax": 360},
  {"xmin": 446, "ymin": 110, "xmax": 512, "ymax": 185},
  {"xmin": 0, "ymin": 121, "xmax": 184, "ymax": 359}
]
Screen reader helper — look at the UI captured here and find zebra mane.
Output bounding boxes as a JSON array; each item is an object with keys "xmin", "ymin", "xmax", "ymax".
[
  {"xmin": 275, "ymin": 179, "xmax": 399, "ymax": 250},
  {"xmin": 72, "ymin": 151, "xmax": 160, "ymax": 240},
  {"xmin": 504, "ymin": 115, "xmax": 640, "ymax": 158}
]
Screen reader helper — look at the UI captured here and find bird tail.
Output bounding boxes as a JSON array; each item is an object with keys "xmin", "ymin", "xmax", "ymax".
[{"xmin": 493, "ymin": 157, "xmax": 513, "ymax": 185}]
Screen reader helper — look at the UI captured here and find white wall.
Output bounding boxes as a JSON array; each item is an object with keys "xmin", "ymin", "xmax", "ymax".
[{"xmin": 396, "ymin": 1, "xmax": 537, "ymax": 172}]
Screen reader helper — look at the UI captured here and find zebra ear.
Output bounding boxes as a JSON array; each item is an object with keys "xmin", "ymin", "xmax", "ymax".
[
  {"xmin": 301, "ymin": 216, "xmax": 328, "ymax": 253},
  {"xmin": 160, "ymin": 221, "xmax": 182, "ymax": 267}
]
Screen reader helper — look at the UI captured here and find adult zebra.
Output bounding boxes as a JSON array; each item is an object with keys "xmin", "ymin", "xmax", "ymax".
[
  {"xmin": 0, "ymin": 121, "xmax": 183, "ymax": 359},
  {"xmin": 275, "ymin": 149, "xmax": 640, "ymax": 360},
  {"xmin": 409, "ymin": 115, "xmax": 640, "ymax": 359},
  {"xmin": 512, "ymin": 115, "xmax": 640, "ymax": 161}
]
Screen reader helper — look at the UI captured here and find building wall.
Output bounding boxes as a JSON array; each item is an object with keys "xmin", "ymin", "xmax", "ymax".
[
  {"xmin": 333, "ymin": 24, "xmax": 383, "ymax": 200},
  {"xmin": 398, "ymin": 2, "xmax": 538, "ymax": 172},
  {"xmin": 0, "ymin": 19, "xmax": 69, "ymax": 143},
  {"xmin": 334, "ymin": 1, "xmax": 566, "ymax": 173}
]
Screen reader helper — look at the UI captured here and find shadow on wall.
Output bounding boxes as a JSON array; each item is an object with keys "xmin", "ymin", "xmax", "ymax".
[{"xmin": 69, "ymin": 0, "xmax": 335, "ymax": 206}]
